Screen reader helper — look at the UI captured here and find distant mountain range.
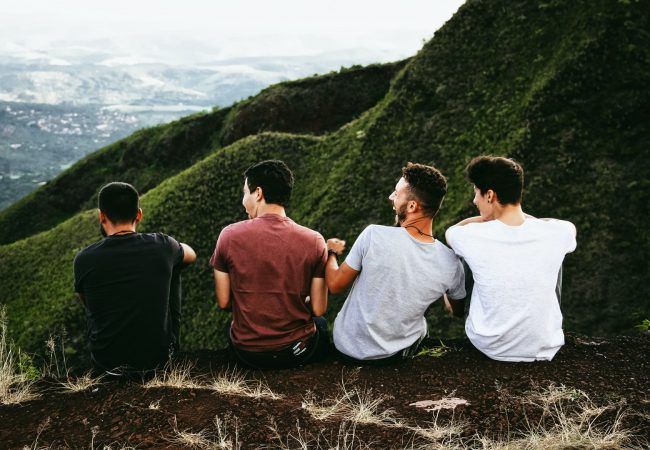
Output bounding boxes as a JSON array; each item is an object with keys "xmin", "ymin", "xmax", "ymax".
[{"xmin": 0, "ymin": 47, "xmax": 399, "ymax": 209}]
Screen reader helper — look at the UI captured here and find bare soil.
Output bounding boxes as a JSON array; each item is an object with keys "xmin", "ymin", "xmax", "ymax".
[{"xmin": 1, "ymin": 333, "xmax": 648, "ymax": 449}]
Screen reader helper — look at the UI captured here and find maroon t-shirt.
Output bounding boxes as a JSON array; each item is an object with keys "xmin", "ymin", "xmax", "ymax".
[{"xmin": 210, "ymin": 214, "xmax": 327, "ymax": 351}]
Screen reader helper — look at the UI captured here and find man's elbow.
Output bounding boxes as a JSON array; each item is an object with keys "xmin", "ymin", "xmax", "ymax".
[
  {"xmin": 327, "ymin": 281, "xmax": 345, "ymax": 295},
  {"xmin": 182, "ymin": 243, "xmax": 197, "ymax": 264},
  {"xmin": 217, "ymin": 298, "xmax": 231, "ymax": 311}
]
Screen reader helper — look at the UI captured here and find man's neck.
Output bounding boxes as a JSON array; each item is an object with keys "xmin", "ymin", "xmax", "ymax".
[
  {"xmin": 493, "ymin": 203, "xmax": 526, "ymax": 226},
  {"xmin": 104, "ymin": 222, "xmax": 137, "ymax": 236},
  {"xmin": 255, "ymin": 203, "xmax": 286, "ymax": 218},
  {"xmin": 401, "ymin": 215, "xmax": 435, "ymax": 243}
]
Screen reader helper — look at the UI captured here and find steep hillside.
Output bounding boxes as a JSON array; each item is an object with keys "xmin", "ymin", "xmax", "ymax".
[
  {"xmin": 0, "ymin": 61, "xmax": 405, "ymax": 245},
  {"xmin": 0, "ymin": 0, "xmax": 647, "ymax": 357}
]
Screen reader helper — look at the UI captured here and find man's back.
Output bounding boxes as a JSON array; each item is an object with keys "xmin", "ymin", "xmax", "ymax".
[
  {"xmin": 210, "ymin": 213, "xmax": 327, "ymax": 351},
  {"xmin": 446, "ymin": 218, "xmax": 576, "ymax": 361},
  {"xmin": 333, "ymin": 225, "xmax": 466, "ymax": 360},
  {"xmin": 74, "ymin": 232, "xmax": 184, "ymax": 370}
]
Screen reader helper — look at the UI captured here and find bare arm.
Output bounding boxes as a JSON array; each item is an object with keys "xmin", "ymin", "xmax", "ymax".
[
  {"xmin": 309, "ymin": 277, "xmax": 328, "ymax": 316},
  {"xmin": 453, "ymin": 216, "xmax": 484, "ymax": 227},
  {"xmin": 181, "ymin": 243, "xmax": 197, "ymax": 264},
  {"xmin": 213, "ymin": 269, "xmax": 232, "ymax": 310},
  {"xmin": 443, "ymin": 294, "xmax": 465, "ymax": 318},
  {"xmin": 326, "ymin": 258, "xmax": 360, "ymax": 294}
]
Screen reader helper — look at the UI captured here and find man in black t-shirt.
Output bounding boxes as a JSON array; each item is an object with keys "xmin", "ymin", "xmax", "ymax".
[{"xmin": 74, "ymin": 182, "xmax": 196, "ymax": 373}]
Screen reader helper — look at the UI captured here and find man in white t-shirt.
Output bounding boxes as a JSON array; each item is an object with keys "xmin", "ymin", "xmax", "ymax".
[
  {"xmin": 326, "ymin": 163, "xmax": 466, "ymax": 364},
  {"xmin": 446, "ymin": 155, "xmax": 577, "ymax": 362}
]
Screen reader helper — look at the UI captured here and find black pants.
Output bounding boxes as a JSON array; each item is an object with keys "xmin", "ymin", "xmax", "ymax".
[
  {"xmin": 338, "ymin": 335, "xmax": 424, "ymax": 367},
  {"xmin": 229, "ymin": 317, "xmax": 330, "ymax": 370}
]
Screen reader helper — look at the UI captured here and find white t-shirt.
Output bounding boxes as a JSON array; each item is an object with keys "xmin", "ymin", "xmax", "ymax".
[
  {"xmin": 333, "ymin": 225, "xmax": 466, "ymax": 360},
  {"xmin": 446, "ymin": 218, "xmax": 576, "ymax": 362}
]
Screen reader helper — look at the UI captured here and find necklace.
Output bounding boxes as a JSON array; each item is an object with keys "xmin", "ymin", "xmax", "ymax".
[{"xmin": 403, "ymin": 225, "xmax": 434, "ymax": 239}]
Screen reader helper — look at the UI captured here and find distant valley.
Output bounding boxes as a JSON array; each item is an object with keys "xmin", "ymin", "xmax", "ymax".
[{"xmin": 0, "ymin": 49, "xmax": 393, "ymax": 209}]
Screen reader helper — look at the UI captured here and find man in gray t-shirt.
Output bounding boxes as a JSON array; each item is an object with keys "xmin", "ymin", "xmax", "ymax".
[{"xmin": 326, "ymin": 163, "xmax": 466, "ymax": 363}]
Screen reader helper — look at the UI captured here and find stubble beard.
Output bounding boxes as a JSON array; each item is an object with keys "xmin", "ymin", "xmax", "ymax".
[{"xmin": 394, "ymin": 203, "xmax": 408, "ymax": 226}]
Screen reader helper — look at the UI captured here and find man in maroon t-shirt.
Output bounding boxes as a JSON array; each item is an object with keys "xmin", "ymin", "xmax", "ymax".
[{"xmin": 210, "ymin": 159, "xmax": 330, "ymax": 369}]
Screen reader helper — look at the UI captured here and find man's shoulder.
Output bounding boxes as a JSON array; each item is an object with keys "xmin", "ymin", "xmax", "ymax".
[
  {"xmin": 74, "ymin": 239, "xmax": 103, "ymax": 263},
  {"xmin": 288, "ymin": 220, "xmax": 325, "ymax": 242}
]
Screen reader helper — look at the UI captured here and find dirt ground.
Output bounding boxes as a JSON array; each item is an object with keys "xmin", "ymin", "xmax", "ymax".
[{"xmin": 1, "ymin": 333, "xmax": 648, "ymax": 449}]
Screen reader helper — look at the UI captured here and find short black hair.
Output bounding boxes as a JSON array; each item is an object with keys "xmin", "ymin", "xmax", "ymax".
[
  {"xmin": 244, "ymin": 160, "xmax": 294, "ymax": 207},
  {"xmin": 98, "ymin": 182, "xmax": 140, "ymax": 224},
  {"xmin": 466, "ymin": 155, "xmax": 524, "ymax": 205},
  {"xmin": 402, "ymin": 162, "xmax": 448, "ymax": 218}
]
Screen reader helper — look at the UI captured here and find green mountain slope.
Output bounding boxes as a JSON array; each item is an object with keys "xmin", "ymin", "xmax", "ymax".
[
  {"xmin": 0, "ymin": 0, "xmax": 647, "ymax": 357},
  {"xmin": 0, "ymin": 61, "xmax": 406, "ymax": 246}
]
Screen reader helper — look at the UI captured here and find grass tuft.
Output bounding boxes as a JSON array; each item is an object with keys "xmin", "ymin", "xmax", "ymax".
[
  {"xmin": 302, "ymin": 380, "xmax": 401, "ymax": 427},
  {"xmin": 0, "ymin": 307, "xmax": 39, "ymax": 405},
  {"xmin": 207, "ymin": 367, "xmax": 280, "ymax": 399},
  {"xmin": 58, "ymin": 371, "xmax": 102, "ymax": 393},
  {"xmin": 144, "ymin": 360, "xmax": 202, "ymax": 389}
]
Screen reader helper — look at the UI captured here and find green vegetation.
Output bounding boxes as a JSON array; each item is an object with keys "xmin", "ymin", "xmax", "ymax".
[
  {"xmin": 0, "ymin": 0, "xmax": 647, "ymax": 360},
  {"xmin": 415, "ymin": 341, "xmax": 452, "ymax": 358},
  {"xmin": 635, "ymin": 319, "xmax": 650, "ymax": 333},
  {"xmin": 0, "ymin": 61, "xmax": 405, "ymax": 245}
]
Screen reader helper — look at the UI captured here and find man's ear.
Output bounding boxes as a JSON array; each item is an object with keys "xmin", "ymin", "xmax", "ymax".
[
  {"xmin": 99, "ymin": 210, "xmax": 107, "ymax": 223},
  {"xmin": 408, "ymin": 199, "xmax": 418, "ymax": 212},
  {"xmin": 135, "ymin": 208, "xmax": 143, "ymax": 224},
  {"xmin": 486, "ymin": 189, "xmax": 496, "ymax": 204},
  {"xmin": 255, "ymin": 186, "xmax": 264, "ymax": 202}
]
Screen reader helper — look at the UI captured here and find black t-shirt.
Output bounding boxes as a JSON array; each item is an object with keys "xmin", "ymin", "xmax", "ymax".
[{"xmin": 73, "ymin": 232, "xmax": 184, "ymax": 371}]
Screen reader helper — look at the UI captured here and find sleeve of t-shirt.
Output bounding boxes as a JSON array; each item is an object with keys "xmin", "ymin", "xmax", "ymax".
[
  {"xmin": 166, "ymin": 235, "xmax": 184, "ymax": 268},
  {"xmin": 447, "ymin": 257, "xmax": 467, "ymax": 300},
  {"xmin": 210, "ymin": 227, "xmax": 231, "ymax": 273},
  {"xmin": 73, "ymin": 252, "xmax": 84, "ymax": 293},
  {"xmin": 561, "ymin": 220, "xmax": 577, "ymax": 254},
  {"xmin": 445, "ymin": 225, "xmax": 466, "ymax": 259},
  {"xmin": 312, "ymin": 233, "xmax": 328, "ymax": 278},
  {"xmin": 344, "ymin": 225, "xmax": 372, "ymax": 271}
]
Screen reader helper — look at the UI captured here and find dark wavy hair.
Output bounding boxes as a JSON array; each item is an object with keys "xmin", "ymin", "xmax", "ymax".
[
  {"xmin": 402, "ymin": 162, "xmax": 448, "ymax": 218},
  {"xmin": 466, "ymin": 155, "xmax": 524, "ymax": 205},
  {"xmin": 98, "ymin": 182, "xmax": 140, "ymax": 224},
  {"xmin": 244, "ymin": 160, "xmax": 294, "ymax": 207}
]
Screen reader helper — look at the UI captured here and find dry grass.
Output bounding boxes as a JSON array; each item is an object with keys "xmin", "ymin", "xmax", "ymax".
[
  {"xmin": 472, "ymin": 384, "xmax": 643, "ymax": 450},
  {"xmin": 58, "ymin": 371, "xmax": 102, "ymax": 393},
  {"xmin": 0, "ymin": 307, "xmax": 39, "ymax": 405},
  {"xmin": 207, "ymin": 367, "xmax": 281, "ymax": 400},
  {"xmin": 144, "ymin": 360, "xmax": 202, "ymax": 389},
  {"xmin": 144, "ymin": 363, "xmax": 281, "ymax": 400},
  {"xmin": 301, "ymin": 381, "xmax": 402, "ymax": 427},
  {"xmin": 168, "ymin": 415, "xmax": 240, "ymax": 450},
  {"xmin": 268, "ymin": 419, "xmax": 374, "ymax": 450}
]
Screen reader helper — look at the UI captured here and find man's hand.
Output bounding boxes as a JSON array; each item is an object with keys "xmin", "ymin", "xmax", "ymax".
[{"xmin": 327, "ymin": 238, "xmax": 346, "ymax": 255}]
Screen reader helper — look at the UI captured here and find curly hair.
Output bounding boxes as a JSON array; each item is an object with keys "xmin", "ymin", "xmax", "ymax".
[{"xmin": 401, "ymin": 162, "xmax": 448, "ymax": 218}]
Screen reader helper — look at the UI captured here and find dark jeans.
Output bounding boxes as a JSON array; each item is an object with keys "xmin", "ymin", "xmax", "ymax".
[
  {"xmin": 338, "ymin": 335, "xmax": 424, "ymax": 366},
  {"xmin": 229, "ymin": 316, "xmax": 330, "ymax": 370}
]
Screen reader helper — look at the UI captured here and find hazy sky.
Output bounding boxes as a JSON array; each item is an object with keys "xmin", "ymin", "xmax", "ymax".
[{"xmin": 0, "ymin": 1, "xmax": 465, "ymax": 63}]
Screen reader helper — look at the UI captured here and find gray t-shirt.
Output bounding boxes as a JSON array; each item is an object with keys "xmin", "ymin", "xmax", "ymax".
[{"xmin": 333, "ymin": 225, "xmax": 466, "ymax": 360}]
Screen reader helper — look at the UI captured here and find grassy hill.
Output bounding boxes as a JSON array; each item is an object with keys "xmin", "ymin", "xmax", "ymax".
[
  {"xmin": 0, "ymin": 0, "xmax": 647, "ymax": 358},
  {"xmin": 0, "ymin": 61, "xmax": 406, "ymax": 246}
]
